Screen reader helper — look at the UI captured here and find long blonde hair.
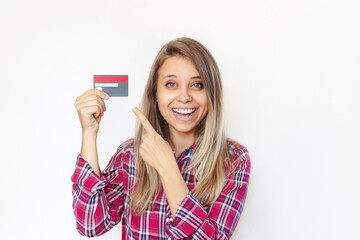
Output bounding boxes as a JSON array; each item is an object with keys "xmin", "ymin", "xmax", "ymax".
[{"xmin": 130, "ymin": 37, "xmax": 231, "ymax": 215}]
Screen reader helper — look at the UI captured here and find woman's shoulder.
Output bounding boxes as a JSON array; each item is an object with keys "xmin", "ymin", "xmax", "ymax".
[
  {"xmin": 103, "ymin": 138, "xmax": 135, "ymax": 173},
  {"xmin": 226, "ymin": 138, "xmax": 249, "ymax": 157},
  {"xmin": 117, "ymin": 138, "xmax": 135, "ymax": 152},
  {"xmin": 226, "ymin": 138, "xmax": 251, "ymax": 171},
  {"xmin": 115, "ymin": 138, "xmax": 136, "ymax": 163}
]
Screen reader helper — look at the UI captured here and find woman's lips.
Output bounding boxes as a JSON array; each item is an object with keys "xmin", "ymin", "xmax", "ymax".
[
  {"xmin": 172, "ymin": 108, "xmax": 196, "ymax": 114},
  {"xmin": 172, "ymin": 108, "xmax": 197, "ymax": 121}
]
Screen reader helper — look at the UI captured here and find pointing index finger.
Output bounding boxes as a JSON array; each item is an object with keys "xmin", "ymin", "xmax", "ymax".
[{"xmin": 132, "ymin": 107, "xmax": 156, "ymax": 135}]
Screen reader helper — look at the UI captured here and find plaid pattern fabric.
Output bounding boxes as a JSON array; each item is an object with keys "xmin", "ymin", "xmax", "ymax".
[{"xmin": 71, "ymin": 138, "xmax": 250, "ymax": 239}]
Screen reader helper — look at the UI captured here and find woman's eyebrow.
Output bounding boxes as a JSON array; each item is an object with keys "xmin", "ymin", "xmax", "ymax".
[
  {"xmin": 162, "ymin": 75, "xmax": 202, "ymax": 80},
  {"xmin": 162, "ymin": 74, "xmax": 177, "ymax": 80}
]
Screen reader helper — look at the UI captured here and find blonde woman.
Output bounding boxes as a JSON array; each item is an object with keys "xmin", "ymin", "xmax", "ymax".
[{"xmin": 72, "ymin": 37, "xmax": 251, "ymax": 239}]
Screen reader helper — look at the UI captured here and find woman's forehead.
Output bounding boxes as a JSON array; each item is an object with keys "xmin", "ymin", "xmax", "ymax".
[{"xmin": 157, "ymin": 56, "xmax": 200, "ymax": 79}]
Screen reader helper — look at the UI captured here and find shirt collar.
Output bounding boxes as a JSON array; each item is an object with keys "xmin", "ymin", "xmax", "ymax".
[{"xmin": 172, "ymin": 142, "xmax": 196, "ymax": 161}]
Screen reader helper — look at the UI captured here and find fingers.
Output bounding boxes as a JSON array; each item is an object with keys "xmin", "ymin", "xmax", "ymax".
[
  {"xmin": 132, "ymin": 107, "xmax": 157, "ymax": 135},
  {"xmin": 76, "ymin": 95, "xmax": 107, "ymax": 113},
  {"xmin": 75, "ymin": 88, "xmax": 109, "ymax": 114},
  {"xmin": 81, "ymin": 105, "xmax": 103, "ymax": 118},
  {"xmin": 78, "ymin": 88, "xmax": 109, "ymax": 100}
]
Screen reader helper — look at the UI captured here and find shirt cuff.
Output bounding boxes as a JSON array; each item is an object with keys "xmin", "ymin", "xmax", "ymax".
[
  {"xmin": 166, "ymin": 191, "xmax": 207, "ymax": 238},
  {"xmin": 70, "ymin": 154, "xmax": 108, "ymax": 193}
]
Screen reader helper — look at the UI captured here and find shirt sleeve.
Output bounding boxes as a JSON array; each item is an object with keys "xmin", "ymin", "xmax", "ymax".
[
  {"xmin": 165, "ymin": 147, "xmax": 251, "ymax": 239},
  {"xmin": 70, "ymin": 147, "xmax": 126, "ymax": 237}
]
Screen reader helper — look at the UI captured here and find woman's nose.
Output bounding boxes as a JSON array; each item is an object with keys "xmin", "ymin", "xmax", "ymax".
[{"xmin": 177, "ymin": 88, "xmax": 192, "ymax": 103}]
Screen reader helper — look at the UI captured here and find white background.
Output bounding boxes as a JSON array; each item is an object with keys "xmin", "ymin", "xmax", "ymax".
[{"xmin": 0, "ymin": 0, "xmax": 359, "ymax": 239}]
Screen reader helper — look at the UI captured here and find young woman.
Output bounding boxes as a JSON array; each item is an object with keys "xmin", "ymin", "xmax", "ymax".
[{"xmin": 71, "ymin": 37, "xmax": 251, "ymax": 239}]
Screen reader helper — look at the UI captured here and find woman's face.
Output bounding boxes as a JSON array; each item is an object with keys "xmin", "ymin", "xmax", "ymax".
[{"xmin": 156, "ymin": 56, "xmax": 209, "ymax": 138}]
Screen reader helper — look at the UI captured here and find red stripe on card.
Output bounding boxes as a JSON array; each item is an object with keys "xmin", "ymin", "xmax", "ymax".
[{"xmin": 94, "ymin": 75, "xmax": 128, "ymax": 82}]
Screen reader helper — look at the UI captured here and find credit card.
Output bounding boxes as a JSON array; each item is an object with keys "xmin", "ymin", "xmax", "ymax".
[{"xmin": 93, "ymin": 75, "xmax": 128, "ymax": 97}]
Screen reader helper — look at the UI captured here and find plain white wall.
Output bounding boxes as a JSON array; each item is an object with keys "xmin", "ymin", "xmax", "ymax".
[{"xmin": 1, "ymin": 0, "xmax": 359, "ymax": 239}]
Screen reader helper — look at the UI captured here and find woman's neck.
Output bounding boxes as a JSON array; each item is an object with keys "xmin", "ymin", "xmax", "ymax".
[{"xmin": 169, "ymin": 130, "xmax": 195, "ymax": 158}]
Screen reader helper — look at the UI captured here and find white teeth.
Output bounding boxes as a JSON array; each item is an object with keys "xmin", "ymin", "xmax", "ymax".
[{"xmin": 173, "ymin": 108, "xmax": 195, "ymax": 114}]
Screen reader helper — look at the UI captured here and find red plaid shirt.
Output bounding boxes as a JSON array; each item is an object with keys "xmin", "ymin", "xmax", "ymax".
[{"xmin": 71, "ymin": 138, "xmax": 251, "ymax": 239}]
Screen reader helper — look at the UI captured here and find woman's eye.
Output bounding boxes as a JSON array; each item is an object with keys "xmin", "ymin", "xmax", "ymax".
[
  {"xmin": 166, "ymin": 82, "xmax": 176, "ymax": 87},
  {"xmin": 192, "ymin": 82, "xmax": 204, "ymax": 88}
]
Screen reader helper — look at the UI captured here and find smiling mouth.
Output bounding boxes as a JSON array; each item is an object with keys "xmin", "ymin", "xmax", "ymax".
[{"xmin": 172, "ymin": 108, "xmax": 196, "ymax": 120}]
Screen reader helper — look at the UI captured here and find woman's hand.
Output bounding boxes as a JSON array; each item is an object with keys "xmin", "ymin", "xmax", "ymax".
[
  {"xmin": 132, "ymin": 107, "xmax": 177, "ymax": 174},
  {"xmin": 74, "ymin": 88, "xmax": 109, "ymax": 134},
  {"xmin": 133, "ymin": 107, "xmax": 190, "ymax": 218}
]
